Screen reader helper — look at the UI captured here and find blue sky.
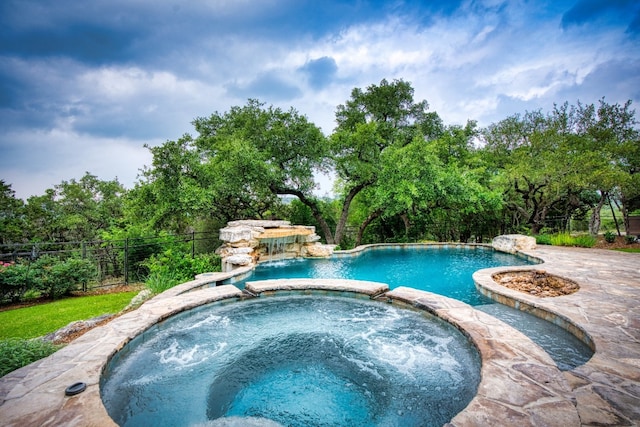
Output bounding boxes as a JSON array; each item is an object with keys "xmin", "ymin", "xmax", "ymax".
[{"xmin": 1, "ymin": 0, "xmax": 639, "ymax": 200}]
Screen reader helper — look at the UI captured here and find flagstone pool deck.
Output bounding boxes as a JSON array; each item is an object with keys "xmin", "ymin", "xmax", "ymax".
[{"xmin": 0, "ymin": 245, "xmax": 638, "ymax": 426}]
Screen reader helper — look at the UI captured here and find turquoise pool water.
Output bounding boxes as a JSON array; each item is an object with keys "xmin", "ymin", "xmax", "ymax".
[
  {"xmin": 228, "ymin": 245, "xmax": 592, "ymax": 370},
  {"xmin": 229, "ymin": 245, "xmax": 536, "ymax": 306},
  {"xmin": 101, "ymin": 245, "xmax": 593, "ymax": 426},
  {"xmin": 101, "ymin": 295, "xmax": 481, "ymax": 427}
]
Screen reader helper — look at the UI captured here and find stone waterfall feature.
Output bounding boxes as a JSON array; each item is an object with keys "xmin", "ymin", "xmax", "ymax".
[{"xmin": 217, "ymin": 220, "xmax": 334, "ymax": 272}]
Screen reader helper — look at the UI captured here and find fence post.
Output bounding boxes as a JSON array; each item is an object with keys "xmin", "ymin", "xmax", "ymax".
[
  {"xmin": 82, "ymin": 242, "xmax": 87, "ymax": 292},
  {"xmin": 124, "ymin": 238, "xmax": 129, "ymax": 285},
  {"xmin": 191, "ymin": 231, "xmax": 196, "ymax": 258}
]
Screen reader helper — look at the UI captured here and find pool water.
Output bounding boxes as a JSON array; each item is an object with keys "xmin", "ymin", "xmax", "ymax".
[
  {"xmin": 228, "ymin": 246, "xmax": 593, "ymax": 371},
  {"xmin": 476, "ymin": 303, "xmax": 592, "ymax": 371},
  {"xmin": 230, "ymin": 246, "xmax": 535, "ymax": 305},
  {"xmin": 101, "ymin": 295, "xmax": 481, "ymax": 427}
]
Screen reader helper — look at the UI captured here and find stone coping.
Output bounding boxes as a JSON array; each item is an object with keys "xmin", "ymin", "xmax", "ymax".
[
  {"xmin": 473, "ymin": 246, "xmax": 640, "ymax": 425},
  {"xmin": 0, "ymin": 285, "xmax": 244, "ymax": 427},
  {"xmin": 385, "ymin": 286, "xmax": 579, "ymax": 426},
  {"xmin": 1, "ymin": 246, "xmax": 639, "ymax": 425},
  {"xmin": 333, "ymin": 242, "xmax": 491, "ymax": 257},
  {"xmin": 245, "ymin": 278, "xmax": 389, "ymax": 296},
  {"xmin": 0, "ymin": 280, "xmax": 579, "ymax": 427}
]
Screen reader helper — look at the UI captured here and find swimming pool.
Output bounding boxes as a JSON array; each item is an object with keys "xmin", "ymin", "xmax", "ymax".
[
  {"xmin": 226, "ymin": 244, "xmax": 592, "ymax": 370},
  {"xmin": 228, "ymin": 245, "xmax": 536, "ymax": 306}
]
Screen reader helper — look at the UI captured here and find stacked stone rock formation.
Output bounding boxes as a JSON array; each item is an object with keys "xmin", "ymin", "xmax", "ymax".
[{"xmin": 217, "ymin": 220, "xmax": 334, "ymax": 271}]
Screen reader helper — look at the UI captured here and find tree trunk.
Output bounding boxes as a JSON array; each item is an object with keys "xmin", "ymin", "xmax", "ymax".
[
  {"xmin": 271, "ymin": 185, "xmax": 335, "ymax": 244},
  {"xmin": 355, "ymin": 209, "xmax": 382, "ymax": 247},
  {"xmin": 529, "ymin": 205, "xmax": 548, "ymax": 235},
  {"xmin": 589, "ymin": 191, "xmax": 608, "ymax": 235},
  {"xmin": 515, "ymin": 176, "xmax": 549, "ymax": 235},
  {"xmin": 607, "ymin": 195, "xmax": 621, "ymax": 236},
  {"xmin": 333, "ymin": 181, "xmax": 371, "ymax": 246},
  {"xmin": 400, "ymin": 213, "xmax": 410, "ymax": 237},
  {"xmin": 617, "ymin": 194, "xmax": 630, "ymax": 235}
]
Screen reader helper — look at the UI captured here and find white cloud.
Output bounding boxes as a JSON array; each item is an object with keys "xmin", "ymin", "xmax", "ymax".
[
  {"xmin": 2, "ymin": 0, "xmax": 638, "ymax": 201},
  {"xmin": 3, "ymin": 128, "xmax": 153, "ymax": 200}
]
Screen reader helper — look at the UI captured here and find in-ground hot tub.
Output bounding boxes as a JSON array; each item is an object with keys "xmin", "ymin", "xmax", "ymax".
[{"xmin": 100, "ymin": 292, "xmax": 481, "ymax": 427}]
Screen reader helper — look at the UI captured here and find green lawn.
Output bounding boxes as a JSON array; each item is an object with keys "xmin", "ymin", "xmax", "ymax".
[{"xmin": 0, "ymin": 291, "xmax": 138, "ymax": 339}]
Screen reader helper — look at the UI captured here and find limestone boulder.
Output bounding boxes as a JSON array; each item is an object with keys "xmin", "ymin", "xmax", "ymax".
[
  {"xmin": 219, "ymin": 226, "xmax": 260, "ymax": 245},
  {"xmin": 226, "ymin": 254, "xmax": 254, "ymax": 266},
  {"xmin": 492, "ymin": 234, "xmax": 537, "ymax": 254},
  {"xmin": 305, "ymin": 243, "xmax": 334, "ymax": 258},
  {"xmin": 304, "ymin": 234, "xmax": 321, "ymax": 243},
  {"xmin": 217, "ymin": 246, "xmax": 254, "ymax": 258},
  {"xmin": 227, "ymin": 220, "xmax": 290, "ymax": 229}
]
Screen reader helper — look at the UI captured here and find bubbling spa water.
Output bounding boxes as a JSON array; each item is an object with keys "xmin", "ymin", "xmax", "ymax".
[{"xmin": 101, "ymin": 295, "xmax": 481, "ymax": 427}]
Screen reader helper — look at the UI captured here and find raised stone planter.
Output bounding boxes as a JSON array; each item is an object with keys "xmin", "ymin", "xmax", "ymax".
[{"xmin": 492, "ymin": 270, "xmax": 579, "ymax": 297}]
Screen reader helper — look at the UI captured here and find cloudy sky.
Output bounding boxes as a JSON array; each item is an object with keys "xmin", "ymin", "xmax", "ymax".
[{"xmin": 1, "ymin": 0, "xmax": 639, "ymax": 200}]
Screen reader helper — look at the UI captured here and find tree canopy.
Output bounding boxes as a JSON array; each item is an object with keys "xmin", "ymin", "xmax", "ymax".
[{"xmin": 2, "ymin": 82, "xmax": 638, "ymax": 248}]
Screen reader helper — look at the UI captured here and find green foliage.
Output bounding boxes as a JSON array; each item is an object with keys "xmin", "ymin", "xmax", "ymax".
[
  {"xmin": 604, "ymin": 230, "xmax": 616, "ymax": 243},
  {"xmin": 143, "ymin": 247, "xmax": 221, "ymax": 294},
  {"xmin": 572, "ymin": 235, "xmax": 598, "ymax": 248},
  {"xmin": 31, "ymin": 256, "xmax": 97, "ymax": 299},
  {"xmin": 0, "ymin": 261, "xmax": 35, "ymax": 302},
  {"xmin": 545, "ymin": 233, "xmax": 597, "ymax": 248},
  {"xmin": 193, "ymin": 100, "xmax": 329, "ymax": 226},
  {"xmin": 0, "ymin": 338, "xmax": 62, "ymax": 377},
  {"xmin": 286, "ymin": 199, "xmax": 317, "ymax": 229},
  {"xmin": 20, "ymin": 173, "xmax": 125, "ymax": 243},
  {"xmin": 480, "ymin": 99, "xmax": 639, "ymax": 236},
  {"xmin": 101, "ymin": 226, "xmax": 168, "ymax": 282},
  {"xmin": 0, "ymin": 181, "xmax": 26, "ymax": 244},
  {"xmin": 330, "ymin": 79, "xmax": 440, "ymax": 244},
  {"xmin": 0, "ymin": 256, "xmax": 96, "ymax": 302},
  {"xmin": 2, "ymin": 85, "xmax": 638, "ymax": 251},
  {"xmin": 0, "ymin": 291, "xmax": 138, "ymax": 339},
  {"xmin": 549, "ymin": 233, "xmax": 576, "ymax": 246},
  {"xmin": 145, "ymin": 271, "xmax": 181, "ymax": 294},
  {"xmin": 625, "ymin": 235, "xmax": 637, "ymax": 244},
  {"xmin": 129, "ymin": 136, "xmax": 213, "ymax": 233},
  {"xmin": 535, "ymin": 234, "xmax": 553, "ymax": 245}
]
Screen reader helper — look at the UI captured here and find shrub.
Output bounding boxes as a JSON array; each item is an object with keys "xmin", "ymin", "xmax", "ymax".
[
  {"xmin": 145, "ymin": 271, "xmax": 181, "ymax": 294},
  {"xmin": 625, "ymin": 235, "xmax": 638, "ymax": 244},
  {"xmin": 0, "ymin": 338, "xmax": 62, "ymax": 377},
  {"xmin": 572, "ymin": 235, "xmax": 597, "ymax": 248},
  {"xmin": 535, "ymin": 234, "xmax": 553, "ymax": 245},
  {"xmin": 1, "ymin": 256, "xmax": 97, "ymax": 302},
  {"xmin": 31, "ymin": 256, "xmax": 97, "ymax": 299},
  {"xmin": 548, "ymin": 233, "xmax": 596, "ymax": 248},
  {"xmin": 0, "ymin": 262, "xmax": 36, "ymax": 302},
  {"xmin": 549, "ymin": 233, "xmax": 574, "ymax": 246},
  {"xmin": 143, "ymin": 248, "xmax": 221, "ymax": 294},
  {"xmin": 604, "ymin": 230, "xmax": 616, "ymax": 243}
]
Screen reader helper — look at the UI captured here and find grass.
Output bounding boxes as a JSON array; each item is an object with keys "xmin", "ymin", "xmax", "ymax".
[
  {"xmin": 0, "ymin": 290, "xmax": 138, "ymax": 378},
  {"xmin": 615, "ymin": 248, "xmax": 640, "ymax": 253},
  {"xmin": 0, "ymin": 291, "xmax": 138, "ymax": 340}
]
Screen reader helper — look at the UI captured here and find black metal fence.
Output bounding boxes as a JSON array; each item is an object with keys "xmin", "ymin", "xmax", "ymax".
[{"xmin": 0, "ymin": 232, "xmax": 221, "ymax": 288}]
